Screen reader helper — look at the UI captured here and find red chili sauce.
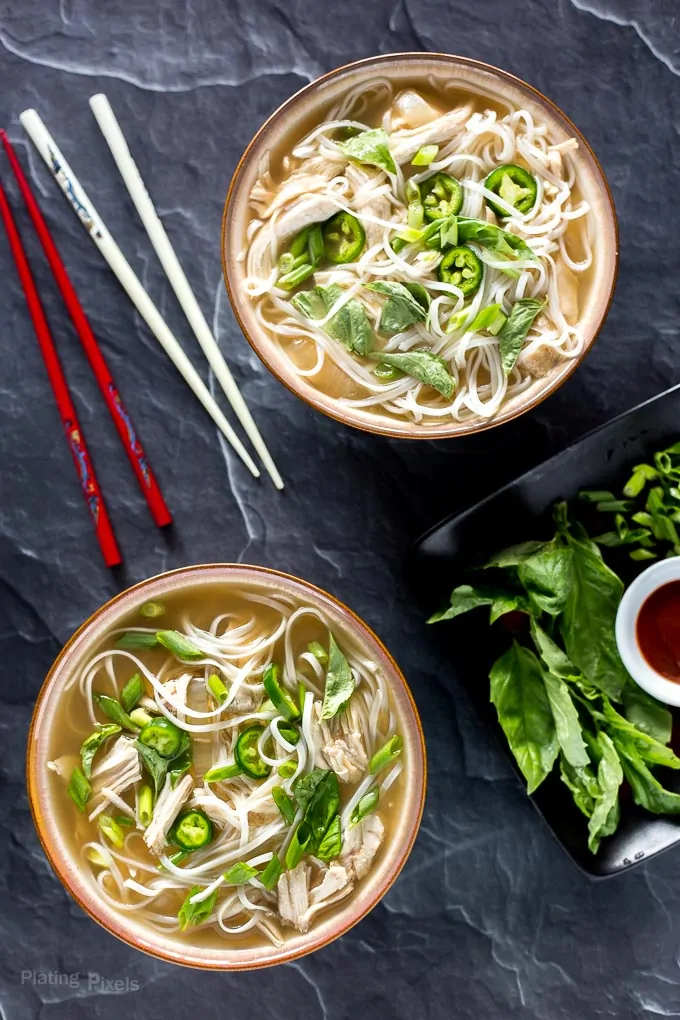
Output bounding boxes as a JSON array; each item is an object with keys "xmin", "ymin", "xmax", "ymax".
[{"xmin": 636, "ymin": 580, "xmax": 680, "ymax": 683}]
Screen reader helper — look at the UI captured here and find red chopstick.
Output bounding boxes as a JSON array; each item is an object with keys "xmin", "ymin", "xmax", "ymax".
[
  {"xmin": 0, "ymin": 130, "xmax": 172, "ymax": 528},
  {"xmin": 0, "ymin": 179, "xmax": 122, "ymax": 567}
]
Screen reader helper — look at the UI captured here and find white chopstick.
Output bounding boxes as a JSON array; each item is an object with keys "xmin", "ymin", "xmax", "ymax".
[
  {"xmin": 88, "ymin": 94, "xmax": 283, "ymax": 491},
  {"xmin": 19, "ymin": 108, "xmax": 260, "ymax": 481}
]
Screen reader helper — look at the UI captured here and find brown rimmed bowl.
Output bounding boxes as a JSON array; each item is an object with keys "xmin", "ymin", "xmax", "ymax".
[
  {"xmin": 222, "ymin": 52, "xmax": 618, "ymax": 440},
  {"xmin": 26, "ymin": 564, "xmax": 426, "ymax": 970}
]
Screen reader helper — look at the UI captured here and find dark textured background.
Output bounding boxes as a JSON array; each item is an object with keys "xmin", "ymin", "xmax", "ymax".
[{"xmin": 2, "ymin": 1, "xmax": 680, "ymax": 1017}]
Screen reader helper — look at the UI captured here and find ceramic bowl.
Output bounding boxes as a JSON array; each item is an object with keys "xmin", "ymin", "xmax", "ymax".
[
  {"xmin": 616, "ymin": 557, "xmax": 680, "ymax": 707},
  {"xmin": 222, "ymin": 51, "xmax": 618, "ymax": 440},
  {"xmin": 27, "ymin": 564, "xmax": 426, "ymax": 969}
]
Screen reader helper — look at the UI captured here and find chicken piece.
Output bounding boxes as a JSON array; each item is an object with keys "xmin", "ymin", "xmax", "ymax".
[
  {"xmin": 340, "ymin": 814, "xmax": 384, "ymax": 881},
  {"xmin": 275, "ymin": 195, "xmax": 339, "ymax": 247},
  {"xmin": 390, "ymin": 105, "xmax": 473, "ymax": 164},
  {"xmin": 143, "ymin": 774, "xmax": 193, "ymax": 857},
  {"xmin": 278, "ymin": 862, "xmax": 311, "ymax": 932},
  {"xmin": 518, "ymin": 343, "xmax": 565, "ymax": 379},
  {"xmin": 548, "ymin": 149, "xmax": 563, "ymax": 178},
  {"xmin": 91, "ymin": 735, "xmax": 141, "ymax": 790},
  {"xmin": 555, "ymin": 259, "xmax": 579, "ymax": 324},
  {"xmin": 312, "ymin": 704, "xmax": 368, "ymax": 783},
  {"xmin": 391, "ymin": 90, "xmax": 443, "ymax": 130},
  {"xmin": 47, "ymin": 755, "xmax": 78, "ymax": 778},
  {"xmin": 228, "ymin": 683, "xmax": 261, "ymax": 714},
  {"xmin": 309, "ymin": 864, "xmax": 352, "ymax": 905}
]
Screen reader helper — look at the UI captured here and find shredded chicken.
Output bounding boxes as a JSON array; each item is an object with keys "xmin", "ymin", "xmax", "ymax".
[
  {"xmin": 309, "ymin": 864, "xmax": 352, "ymax": 905},
  {"xmin": 191, "ymin": 785, "xmax": 236, "ymax": 829},
  {"xmin": 340, "ymin": 814, "xmax": 384, "ymax": 881},
  {"xmin": 143, "ymin": 774, "xmax": 193, "ymax": 856},
  {"xmin": 313, "ymin": 704, "xmax": 368, "ymax": 783},
  {"xmin": 278, "ymin": 861, "xmax": 311, "ymax": 932},
  {"xmin": 390, "ymin": 105, "xmax": 473, "ymax": 164},
  {"xmin": 87, "ymin": 735, "xmax": 142, "ymax": 821}
]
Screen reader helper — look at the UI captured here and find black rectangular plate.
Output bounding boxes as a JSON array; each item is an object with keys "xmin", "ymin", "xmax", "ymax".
[{"xmin": 409, "ymin": 384, "xmax": 680, "ymax": 877}]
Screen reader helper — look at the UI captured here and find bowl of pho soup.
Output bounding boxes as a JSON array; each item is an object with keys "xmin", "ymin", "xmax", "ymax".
[
  {"xmin": 28, "ymin": 565, "xmax": 425, "ymax": 969},
  {"xmin": 223, "ymin": 53, "xmax": 618, "ymax": 438}
]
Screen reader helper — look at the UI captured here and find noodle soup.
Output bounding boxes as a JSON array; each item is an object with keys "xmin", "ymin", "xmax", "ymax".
[
  {"xmin": 224, "ymin": 55, "xmax": 617, "ymax": 438},
  {"xmin": 28, "ymin": 567, "xmax": 425, "ymax": 969}
]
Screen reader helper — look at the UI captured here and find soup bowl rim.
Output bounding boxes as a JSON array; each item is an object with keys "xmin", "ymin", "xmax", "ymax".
[
  {"xmin": 221, "ymin": 50, "xmax": 619, "ymax": 440},
  {"xmin": 27, "ymin": 563, "xmax": 427, "ymax": 970}
]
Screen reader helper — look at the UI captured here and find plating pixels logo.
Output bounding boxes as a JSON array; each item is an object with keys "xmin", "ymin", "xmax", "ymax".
[{"xmin": 21, "ymin": 971, "xmax": 140, "ymax": 992}]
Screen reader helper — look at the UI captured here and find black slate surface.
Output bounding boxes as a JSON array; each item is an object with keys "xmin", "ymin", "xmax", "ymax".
[{"xmin": 2, "ymin": 1, "xmax": 680, "ymax": 1017}]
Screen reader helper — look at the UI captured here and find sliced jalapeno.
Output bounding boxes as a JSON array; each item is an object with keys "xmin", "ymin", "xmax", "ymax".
[
  {"xmin": 421, "ymin": 173, "xmax": 463, "ymax": 221},
  {"xmin": 138, "ymin": 717, "xmax": 184, "ymax": 759},
  {"xmin": 169, "ymin": 808, "xmax": 214, "ymax": 851},
  {"xmin": 322, "ymin": 211, "xmax": 365, "ymax": 264},
  {"xmin": 484, "ymin": 164, "xmax": 537, "ymax": 217},
  {"xmin": 438, "ymin": 245, "xmax": 483, "ymax": 296},
  {"xmin": 263, "ymin": 664, "xmax": 300, "ymax": 722},
  {"xmin": 235, "ymin": 725, "xmax": 271, "ymax": 779}
]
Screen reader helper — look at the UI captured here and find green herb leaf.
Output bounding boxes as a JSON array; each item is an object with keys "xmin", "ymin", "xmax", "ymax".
[
  {"xmin": 617, "ymin": 742, "xmax": 680, "ymax": 814},
  {"xmin": 489, "ymin": 642, "xmax": 558, "ymax": 794},
  {"xmin": 600, "ymin": 698, "xmax": 679, "ymax": 767},
  {"xmin": 587, "ymin": 732, "xmax": 623, "ymax": 853},
  {"xmin": 370, "ymin": 350, "xmax": 455, "ymax": 399},
  {"xmin": 168, "ymin": 743, "xmax": 193, "ymax": 788},
  {"xmin": 483, "ymin": 540, "xmax": 547, "ymax": 568},
  {"xmin": 260, "ymin": 854, "xmax": 283, "ymax": 891},
  {"xmin": 94, "ymin": 693, "xmax": 139, "ymax": 732},
  {"xmin": 136, "ymin": 740, "xmax": 169, "ymax": 797},
  {"xmin": 350, "ymin": 787, "xmax": 379, "ymax": 827},
  {"xmin": 338, "ymin": 128, "xmax": 396, "ymax": 174},
  {"xmin": 516, "ymin": 541, "xmax": 573, "ymax": 617},
  {"xmin": 456, "ymin": 217, "xmax": 536, "ymax": 260},
  {"xmin": 530, "ymin": 620, "xmax": 579, "ymax": 679},
  {"xmin": 367, "ymin": 281, "xmax": 428, "ymax": 335},
  {"xmin": 156, "ymin": 630, "xmax": 204, "ymax": 661},
  {"xmin": 67, "ymin": 766, "xmax": 92, "ymax": 813},
  {"xmin": 320, "ymin": 633, "xmax": 355, "ymax": 720},
  {"xmin": 427, "ymin": 583, "xmax": 529, "ymax": 624},
  {"xmin": 559, "ymin": 755, "xmax": 599, "ymax": 818},
  {"xmin": 498, "ymin": 298, "xmax": 544, "ymax": 376},
  {"xmin": 560, "ymin": 533, "xmax": 628, "ymax": 700},
  {"xmin": 294, "ymin": 769, "xmax": 340, "ymax": 847},
  {"xmin": 178, "ymin": 886, "xmax": 217, "ymax": 930},
  {"xmin": 317, "ymin": 814, "xmax": 343, "ymax": 861},
  {"xmin": 292, "ymin": 284, "xmax": 374, "ymax": 356},
  {"xmin": 307, "ymin": 641, "xmax": 328, "ymax": 665},
  {"xmin": 224, "ymin": 862, "xmax": 258, "ymax": 885},
  {"xmin": 285, "ymin": 820, "xmax": 314, "ymax": 870},
  {"xmin": 621, "ymin": 686, "xmax": 672, "ymax": 744},
  {"xmin": 272, "ymin": 786, "xmax": 296, "ymax": 825},
  {"xmin": 80, "ymin": 723, "xmax": 122, "ymax": 778},
  {"xmin": 542, "ymin": 672, "xmax": 589, "ymax": 768},
  {"xmin": 369, "ymin": 735, "xmax": 403, "ymax": 775},
  {"xmin": 120, "ymin": 673, "xmax": 145, "ymax": 713}
]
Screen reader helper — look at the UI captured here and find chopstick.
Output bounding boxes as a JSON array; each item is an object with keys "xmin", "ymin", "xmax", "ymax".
[
  {"xmin": 89, "ymin": 94, "xmax": 284, "ymax": 492},
  {"xmin": 0, "ymin": 130, "xmax": 173, "ymax": 529},
  {"xmin": 19, "ymin": 109, "xmax": 261, "ymax": 482},
  {"xmin": 0, "ymin": 178, "xmax": 122, "ymax": 567}
]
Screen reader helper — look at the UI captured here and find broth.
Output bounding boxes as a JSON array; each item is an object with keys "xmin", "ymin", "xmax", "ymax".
[
  {"xmin": 242, "ymin": 75, "xmax": 596, "ymax": 426},
  {"xmin": 47, "ymin": 582, "xmax": 405, "ymax": 952}
]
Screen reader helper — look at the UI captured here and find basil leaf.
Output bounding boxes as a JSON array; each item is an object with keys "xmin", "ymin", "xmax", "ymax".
[
  {"xmin": 456, "ymin": 218, "xmax": 536, "ymax": 260},
  {"xmin": 350, "ymin": 788, "xmax": 379, "ymax": 827},
  {"xmin": 542, "ymin": 672, "xmax": 589, "ymax": 768},
  {"xmin": 178, "ymin": 886, "xmax": 217, "ymax": 930},
  {"xmin": 292, "ymin": 768, "xmax": 340, "ymax": 853},
  {"xmin": 371, "ymin": 350, "xmax": 455, "ymax": 399},
  {"xmin": 168, "ymin": 739, "xmax": 193, "ymax": 788},
  {"xmin": 428, "ymin": 583, "xmax": 529, "ymax": 624},
  {"xmin": 272, "ymin": 786, "xmax": 296, "ymax": 825},
  {"xmin": 293, "ymin": 768, "xmax": 331, "ymax": 813},
  {"xmin": 67, "ymin": 766, "xmax": 92, "ymax": 813},
  {"xmin": 136, "ymin": 740, "xmax": 169, "ymax": 797},
  {"xmin": 516, "ymin": 541, "xmax": 573, "ymax": 617},
  {"xmin": 94, "ymin": 693, "xmax": 139, "ymax": 732},
  {"xmin": 320, "ymin": 633, "xmax": 355, "ymax": 720},
  {"xmin": 157, "ymin": 630, "xmax": 204, "ymax": 661},
  {"xmin": 489, "ymin": 642, "xmax": 559, "ymax": 794},
  {"xmin": 224, "ymin": 862, "xmax": 258, "ymax": 885},
  {"xmin": 483, "ymin": 540, "xmax": 547, "ymax": 569},
  {"xmin": 120, "ymin": 672, "xmax": 144, "ymax": 713},
  {"xmin": 600, "ymin": 698, "xmax": 680, "ymax": 768},
  {"xmin": 560, "ymin": 534, "xmax": 628, "ymax": 700},
  {"xmin": 498, "ymin": 298, "xmax": 544, "ymax": 376},
  {"xmin": 260, "ymin": 854, "xmax": 283, "ymax": 891},
  {"xmin": 559, "ymin": 755, "xmax": 599, "ymax": 818},
  {"xmin": 337, "ymin": 128, "xmax": 396, "ymax": 174},
  {"xmin": 367, "ymin": 281, "xmax": 428, "ymax": 335},
  {"xmin": 115, "ymin": 631, "xmax": 159, "ymax": 651},
  {"xmin": 530, "ymin": 620, "xmax": 579, "ymax": 679},
  {"xmin": 316, "ymin": 814, "xmax": 342, "ymax": 861},
  {"xmin": 621, "ymin": 686, "xmax": 672, "ymax": 744},
  {"xmin": 587, "ymin": 732, "xmax": 623, "ymax": 853},
  {"xmin": 80, "ymin": 723, "xmax": 122, "ymax": 779},
  {"xmin": 292, "ymin": 284, "xmax": 373, "ymax": 355},
  {"xmin": 616, "ymin": 742, "xmax": 680, "ymax": 814}
]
